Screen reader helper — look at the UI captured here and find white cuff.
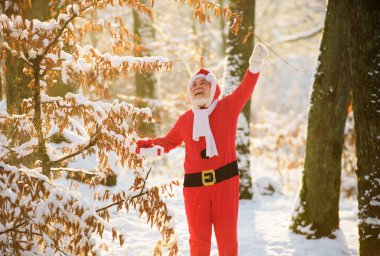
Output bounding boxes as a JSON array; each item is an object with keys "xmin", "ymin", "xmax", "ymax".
[{"xmin": 248, "ymin": 61, "xmax": 262, "ymax": 73}]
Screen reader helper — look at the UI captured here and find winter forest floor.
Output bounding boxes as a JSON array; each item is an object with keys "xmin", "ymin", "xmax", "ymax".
[{"xmin": 63, "ymin": 147, "xmax": 359, "ymax": 256}]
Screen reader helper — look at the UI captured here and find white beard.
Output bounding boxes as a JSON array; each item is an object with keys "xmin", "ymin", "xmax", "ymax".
[{"xmin": 192, "ymin": 97, "xmax": 209, "ymax": 108}]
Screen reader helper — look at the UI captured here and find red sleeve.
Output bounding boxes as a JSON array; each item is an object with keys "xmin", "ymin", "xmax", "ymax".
[
  {"xmin": 225, "ymin": 70, "xmax": 260, "ymax": 117},
  {"xmin": 151, "ymin": 116, "xmax": 183, "ymax": 152}
]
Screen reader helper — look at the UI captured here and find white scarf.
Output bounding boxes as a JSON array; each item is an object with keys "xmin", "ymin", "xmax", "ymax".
[{"xmin": 192, "ymin": 99, "xmax": 219, "ymax": 158}]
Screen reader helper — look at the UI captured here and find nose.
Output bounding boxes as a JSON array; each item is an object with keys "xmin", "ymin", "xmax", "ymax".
[{"xmin": 193, "ymin": 81, "xmax": 205, "ymax": 90}]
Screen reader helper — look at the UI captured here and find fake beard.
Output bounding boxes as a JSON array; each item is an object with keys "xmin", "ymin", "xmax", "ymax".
[{"xmin": 192, "ymin": 96, "xmax": 209, "ymax": 108}]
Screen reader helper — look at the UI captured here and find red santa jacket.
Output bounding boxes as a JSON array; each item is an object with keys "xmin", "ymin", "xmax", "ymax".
[{"xmin": 152, "ymin": 70, "xmax": 260, "ymax": 174}]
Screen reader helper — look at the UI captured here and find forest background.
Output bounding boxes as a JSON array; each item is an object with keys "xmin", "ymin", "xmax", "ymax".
[{"xmin": 0, "ymin": 0, "xmax": 379, "ymax": 255}]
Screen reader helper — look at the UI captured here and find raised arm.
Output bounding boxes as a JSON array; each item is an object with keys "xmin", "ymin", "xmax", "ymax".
[{"xmin": 227, "ymin": 43, "xmax": 269, "ymax": 116}]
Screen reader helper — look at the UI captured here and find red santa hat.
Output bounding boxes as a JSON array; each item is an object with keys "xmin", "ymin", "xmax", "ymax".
[{"xmin": 187, "ymin": 68, "xmax": 220, "ymax": 108}]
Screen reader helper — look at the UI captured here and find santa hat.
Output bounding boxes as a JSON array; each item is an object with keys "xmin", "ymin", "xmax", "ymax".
[{"xmin": 188, "ymin": 68, "xmax": 218, "ymax": 108}]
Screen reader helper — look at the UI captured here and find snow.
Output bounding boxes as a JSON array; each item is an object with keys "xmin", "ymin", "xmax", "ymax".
[
  {"xmin": 11, "ymin": 138, "xmax": 38, "ymax": 157},
  {"xmin": 1, "ymin": 188, "xmax": 17, "ymax": 203},
  {"xmin": 254, "ymin": 175, "xmax": 282, "ymax": 195},
  {"xmin": 97, "ymin": 18, "xmax": 105, "ymax": 27},
  {"xmin": 359, "ymin": 217, "xmax": 380, "ymax": 226},
  {"xmin": 57, "ymin": 13, "xmax": 70, "ymax": 24},
  {"xmin": 56, "ymin": 145, "xmax": 359, "ymax": 255},
  {"xmin": 72, "ymin": 4, "xmax": 80, "ymax": 15},
  {"xmin": 54, "ymin": 44, "xmax": 169, "ymax": 85},
  {"xmin": 70, "ymin": 172, "xmax": 358, "ymax": 255}
]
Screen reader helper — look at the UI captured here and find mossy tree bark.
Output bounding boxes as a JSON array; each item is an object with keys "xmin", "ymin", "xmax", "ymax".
[
  {"xmin": 218, "ymin": 0, "xmax": 227, "ymax": 55},
  {"xmin": 5, "ymin": 40, "xmax": 32, "ymax": 114},
  {"xmin": 348, "ymin": 1, "xmax": 380, "ymax": 255},
  {"xmin": 4, "ymin": 0, "xmax": 51, "ymax": 114},
  {"xmin": 133, "ymin": 6, "xmax": 158, "ymax": 138},
  {"xmin": 290, "ymin": 0, "xmax": 351, "ymax": 238},
  {"xmin": 2, "ymin": 1, "xmax": 50, "ymax": 170},
  {"xmin": 0, "ymin": 68, "xmax": 2, "ymax": 100},
  {"xmin": 223, "ymin": 0, "xmax": 255, "ymax": 200}
]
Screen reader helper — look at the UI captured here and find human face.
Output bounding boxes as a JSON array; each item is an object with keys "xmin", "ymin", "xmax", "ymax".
[{"xmin": 191, "ymin": 78, "xmax": 211, "ymax": 100}]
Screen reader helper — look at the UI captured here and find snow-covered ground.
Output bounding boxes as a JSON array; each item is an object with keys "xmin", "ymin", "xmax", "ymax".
[
  {"xmin": 63, "ymin": 148, "xmax": 359, "ymax": 256},
  {"xmin": 76, "ymin": 177, "xmax": 358, "ymax": 256}
]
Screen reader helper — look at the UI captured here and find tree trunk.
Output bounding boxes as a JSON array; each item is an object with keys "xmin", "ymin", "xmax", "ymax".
[
  {"xmin": 348, "ymin": 1, "xmax": 380, "ymax": 255},
  {"xmin": 218, "ymin": 0, "xmax": 227, "ymax": 55},
  {"xmin": 133, "ymin": 7, "xmax": 158, "ymax": 137},
  {"xmin": 5, "ymin": 51, "xmax": 32, "ymax": 114},
  {"xmin": 0, "ymin": 62, "xmax": 3, "ymax": 101},
  {"xmin": 223, "ymin": 0, "xmax": 255, "ymax": 200},
  {"xmin": 0, "ymin": 43, "xmax": 3, "ymax": 101},
  {"xmin": 290, "ymin": 0, "xmax": 351, "ymax": 238},
  {"xmin": 32, "ymin": 63, "xmax": 50, "ymax": 176},
  {"xmin": 5, "ymin": 0, "xmax": 51, "ymax": 114}
]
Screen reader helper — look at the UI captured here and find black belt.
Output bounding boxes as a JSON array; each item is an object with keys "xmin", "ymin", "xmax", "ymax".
[{"xmin": 184, "ymin": 161, "xmax": 239, "ymax": 187}]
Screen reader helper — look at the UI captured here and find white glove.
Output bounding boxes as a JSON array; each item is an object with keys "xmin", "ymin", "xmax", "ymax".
[
  {"xmin": 249, "ymin": 43, "xmax": 269, "ymax": 73},
  {"xmin": 132, "ymin": 145, "xmax": 165, "ymax": 157}
]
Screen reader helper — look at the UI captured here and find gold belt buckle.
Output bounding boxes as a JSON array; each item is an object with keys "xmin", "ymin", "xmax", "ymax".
[{"xmin": 202, "ymin": 169, "xmax": 216, "ymax": 186}]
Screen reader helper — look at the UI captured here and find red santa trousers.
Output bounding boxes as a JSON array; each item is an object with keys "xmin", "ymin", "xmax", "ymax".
[{"xmin": 183, "ymin": 175, "xmax": 239, "ymax": 256}]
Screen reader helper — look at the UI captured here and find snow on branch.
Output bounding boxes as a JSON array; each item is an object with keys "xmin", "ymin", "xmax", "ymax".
[
  {"xmin": 19, "ymin": 92, "xmax": 151, "ymax": 168},
  {"xmin": 0, "ymin": 0, "xmax": 155, "ymax": 66},
  {"xmin": 0, "ymin": 162, "xmax": 125, "ymax": 255},
  {"xmin": 94, "ymin": 168, "xmax": 180, "ymax": 254},
  {"xmin": 1, "ymin": 91, "xmax": 151, "ymax": 178},
  {"xmin": 275, "ymin": 24, "xmax": 324, "ymax": 44},
  {"xmin": 0, "ymin": 162, "xmax": 179, "ymax": 255},
  {"xmin": 47, "ymin": 46, "xmax": 171, "ymax": 96}
]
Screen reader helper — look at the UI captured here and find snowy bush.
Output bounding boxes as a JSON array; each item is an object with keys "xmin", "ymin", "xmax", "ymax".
[
  {"xmin": 254, "ymin": 176, "xmax": 282, "ymax": 196},
  {"xmin": 251, "ymin": 110, "xmax": 307, "ymax": 191}
]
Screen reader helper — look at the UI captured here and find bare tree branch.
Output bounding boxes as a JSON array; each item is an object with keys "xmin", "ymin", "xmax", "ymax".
[
  {"xmin": 96, "ymin": 168, "xmax": 152, "ymax": 212},
  {"xmin": 0, "ymin": 221, "xmax": 28, "ymax": 235},
  {"xmin": 254, "ymin": 33, "xmax": 307, "ymax": 73},
  {"xmin": 2, "ymin": 47, "xmax": 33, "ymax": 68},
  {"xmin": 277, "ymin": 25, "xmax": 323, "ymax": 44},
  {"xmin": 49, "ymin": 125, "xmax": 99, "ymax": 165}
]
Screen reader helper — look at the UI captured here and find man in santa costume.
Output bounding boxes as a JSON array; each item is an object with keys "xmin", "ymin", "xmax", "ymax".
[{"xmin": 136, "ymin": 43, "xmax": 269, "ymax": 256}]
